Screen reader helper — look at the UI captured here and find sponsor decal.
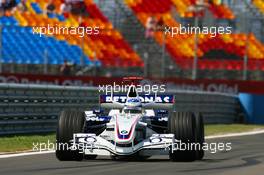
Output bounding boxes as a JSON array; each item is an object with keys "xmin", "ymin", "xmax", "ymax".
[
  {"xmin": 2, "ymin": 74, "xmax": 264, "ymax": 94},
  {"xmin": 149, "ymin": 137, "xmax": 162, "ymax": 143},
  {"xmin": 100, "ymin": 95, "xmax": 174, "ymax": 103},
  {"xmin": 127, "ymin": 99, "xmax": 140, "ymax": 103},
  {"xmin": 84, "ymin": 137, "xmax": 97, "ymax": 143},
  {"xmin": 76, "ymin": 134, "xmax": 97, "ymax": 144}
]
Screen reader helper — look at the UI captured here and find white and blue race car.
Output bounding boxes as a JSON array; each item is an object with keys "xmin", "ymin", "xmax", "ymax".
[{"xmin": 56, "ymin": 81, "xmax": 204, "ymax": 161}]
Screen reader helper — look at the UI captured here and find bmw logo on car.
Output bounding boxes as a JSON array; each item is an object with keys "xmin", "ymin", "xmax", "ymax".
[{"xmin": 121, "ymin": 130, "xmax": 128, "ymax": 135}]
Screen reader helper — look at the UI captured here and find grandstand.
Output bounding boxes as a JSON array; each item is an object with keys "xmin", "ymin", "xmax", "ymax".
[
  {"xmin": 123, "ymin": 0, "xmax": 264, "ymax": 77},
  {"xmin": 0, "ymin": 0, "xmax": 264, "ymax": 80},
  {"xmin": 122, "ymin": 0, "xmax": 264, "ymax": 79},
  {"xmin": 0, "ymin": 0, "xmax": 143, "ymax": 76}
]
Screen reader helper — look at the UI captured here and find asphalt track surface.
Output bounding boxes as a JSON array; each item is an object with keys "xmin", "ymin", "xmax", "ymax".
[{"xmin": 0, "ymin": 134, "xmax": 264, "ymax": 175}]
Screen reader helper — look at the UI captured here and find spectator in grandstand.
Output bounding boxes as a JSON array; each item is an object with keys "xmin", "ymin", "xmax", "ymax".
[
  {"xmin": 60, "ymin": 60, "xmax": 72, "ymax": 76},
  {"xmin": 0, "ymin": 1, "xmax": 4, "ymax": 16},
  {"xmin": 156, "ymin": 17, "xmax": 165, "ymax": 32},
  {"xmin": 78, "ymin": 16, "xmax": 86, "ymax": 27},
  {"xmin": 18, "ymin": 0, "xmax": 27, "ymax": 13},
  {"xmin": 45, "ymin": 0, "xmax": 56, "ymax": 17},
  {"xmin": 0, "ymin": 0, "xmax": 16, "ymax": 16},
  {"xmin": 145, "ymin": 16, "xmax": 157, "ymax": 39},
  {"xmin": 186, "ymin": 0, "xmax": 209, "ymax": 27},
  {"xmin": 8, "ymin": 0, "xmax": 16, "ymax": 9},
  {"xmin": 189, "ymin": 0, "xmax": 209, "ymax": 12},
  {"xmin": 60, "ymin": 1, "xmax": 71, "ymax": 18},
  {"xmin": 208, "ymin": 0, "xmax": 215, "ymax": 5},
  {"xmin": 70, "ymin": 0, "xmax": 88, "ymax": 17}
]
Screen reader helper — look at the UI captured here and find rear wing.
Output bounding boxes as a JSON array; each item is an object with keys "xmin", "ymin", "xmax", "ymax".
[{"xmin": 100, "ymin": 94, "xmax": 174, "ymax": 109}]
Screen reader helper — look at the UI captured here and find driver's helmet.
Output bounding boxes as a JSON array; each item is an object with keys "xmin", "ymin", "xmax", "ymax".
[{"xmin": 125, "ymin": 97, "xmax": 141, "ymax": 108}]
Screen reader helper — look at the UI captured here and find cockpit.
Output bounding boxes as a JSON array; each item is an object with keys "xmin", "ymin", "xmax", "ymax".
[{"xmin": 123, "ymin": 108, "xmax": 142, "ymax": 114}]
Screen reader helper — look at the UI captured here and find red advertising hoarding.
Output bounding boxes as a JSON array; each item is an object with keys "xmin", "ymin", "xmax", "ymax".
[{"xmin": 0, "ymin": 73, "xmax": 264, "ymax": 94}]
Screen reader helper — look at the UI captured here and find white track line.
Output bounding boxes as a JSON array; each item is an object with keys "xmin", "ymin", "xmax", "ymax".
[
  {"xmin": 205, "ymin": 129, "xmax": 264, "ymax": 139},
  {"xmin": 1, "ymin": 129, "xmax": 264, "ymax": 159},
  {"xmin": 0, "ymin": 150, "xmax": 54, "ymax": 159}
]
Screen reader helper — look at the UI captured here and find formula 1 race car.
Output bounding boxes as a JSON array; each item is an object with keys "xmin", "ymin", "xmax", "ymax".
[{"xmin": 56, "ymin": 78, "xmax": 204, "ymax": 161}]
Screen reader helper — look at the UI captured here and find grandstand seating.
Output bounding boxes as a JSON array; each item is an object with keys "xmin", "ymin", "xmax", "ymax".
[
  {"xmin": 2, "ymin": 25, "xmax": 91, "ymax": 65},
  {"xmin": 1, "ymin": 17, "xmax": 93, "ymax": 65},
  {"xmin": 126, "ymin": 0, "xmax": 264, "ymax": 71},
  {"xmin": 1, "ymin": 0, "xmax": 143, "ymax": 67},
  {"xmin": 1, "ymin": 0, "xmax": 264, "ymax": 71},
  {"xmin": 128, "ymin": 0, "xmax": 234, "ymax": 19},
  {"xmin": 252, "ymin": 0, "xmax": 264, "ymax": 14}
]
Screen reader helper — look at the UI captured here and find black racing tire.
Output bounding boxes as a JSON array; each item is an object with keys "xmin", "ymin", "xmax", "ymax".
[
  {"xmin": 194, "ymin": 112, "xmax": 205, "ymax": 160},
  {"xmin": 56, "ymin": 110, "xmax": 85, "ymax": 161},
  {"xmin": 168, "ymin": 112, "xmax": 196, "ymax": 161}
]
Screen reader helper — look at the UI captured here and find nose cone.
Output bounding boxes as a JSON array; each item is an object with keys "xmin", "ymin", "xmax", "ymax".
[{"xmin": 115, "ymin": 114, "xmax": 139, "ymax": 144}]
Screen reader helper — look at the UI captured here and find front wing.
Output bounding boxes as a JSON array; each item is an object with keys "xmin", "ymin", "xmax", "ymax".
[{"xmin": 72, "ymin": 133, "xmax": 176, "ymax": 156}]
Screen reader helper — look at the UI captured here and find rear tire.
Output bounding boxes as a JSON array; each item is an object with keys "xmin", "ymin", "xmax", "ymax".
[
  {"xmin": 56, "ymin": 110, "xmax": 85, "ymax": 161},
  {"xmin": 168, "ymin": 112, "xmax": 196, "ymax": 161}
]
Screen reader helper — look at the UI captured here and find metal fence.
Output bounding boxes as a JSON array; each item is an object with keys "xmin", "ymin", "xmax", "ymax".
[{"xmin": 0, "ymin": 84, "xmax": 239, "ymax": 135}]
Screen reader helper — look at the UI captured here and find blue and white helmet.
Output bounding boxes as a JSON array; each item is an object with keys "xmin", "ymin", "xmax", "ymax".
[{"xmin": 125, "ymin": 97, "xmax": 142, "ymax": 108}]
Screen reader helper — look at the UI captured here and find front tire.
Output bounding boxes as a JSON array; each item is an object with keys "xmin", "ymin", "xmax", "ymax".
[
  {"xmin": 194, "ymin": 112, "xmax": 205, "ymax": 160},
  {"xmin": 168, "ymin": 112, "xmax": 196, "ymax": 161},
  {"xmin": 56, "ymin": 110, "xmax": 85, "ymax": 161}
]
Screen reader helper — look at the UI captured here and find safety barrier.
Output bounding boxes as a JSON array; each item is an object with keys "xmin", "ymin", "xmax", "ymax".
[
  {"xmin": 0, "ymin": 84, "xmax": 99, "ymax": 135},
  {"xmin": 168, "ymin": 90, "xmax": 239, "ymax": 124},
  {"xmin": 0, "ymin": 84, "xmax": 239, "ymax": 135}
]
